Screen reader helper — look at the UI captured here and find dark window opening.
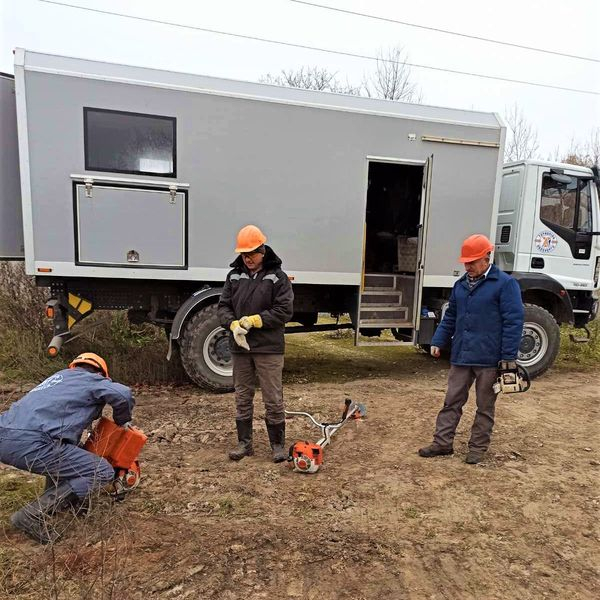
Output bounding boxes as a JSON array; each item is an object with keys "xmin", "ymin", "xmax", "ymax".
[
  {"xmin": 364, "ymin": 162, "xmax": 423, "ymax": 274},
  {"xmin": 84, "ymin": 108, "xmax": 176, "ymax": 177}
]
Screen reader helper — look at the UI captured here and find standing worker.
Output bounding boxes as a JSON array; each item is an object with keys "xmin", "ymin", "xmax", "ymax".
[
  {"xmin": 0, "ymin": 353, "xmax": 134, "ymax": 543},
  {"xmin": 218, "ymin": 225, "xmax": 294, "ymax": 463},
  {"xmin": 418, "ymin": 234, "xmax": 524, "ymax": 464}
]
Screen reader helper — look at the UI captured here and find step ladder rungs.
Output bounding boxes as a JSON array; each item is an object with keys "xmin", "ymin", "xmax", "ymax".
[{"xmin": 358, "ymin": 320, "xmax": 412, "ymax": 328}]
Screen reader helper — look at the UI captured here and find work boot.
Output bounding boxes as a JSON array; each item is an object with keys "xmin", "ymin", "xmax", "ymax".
[
  {"xmin": 228, "ymin": 419, "xmax": 253, "ymax": 461},
  {"xmin": 266, "ymin": 421, "xmax": 287, "ymax": 463},
  {"xmin": 465, "ymin": 451, "xmax": 484, "ymax": 464},
  {"xmin": 10, "ymin": 481, "xmax": 79, "ymax": 544},
  {"xmin": 418, "ymin": 443, "xmax": 454, "ymax": 458}
]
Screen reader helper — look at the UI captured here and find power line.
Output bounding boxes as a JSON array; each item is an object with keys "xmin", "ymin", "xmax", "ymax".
[
  {"xmin": 36, "ymin": 0, "xmax": 599, "ymax": 96},
  {"xmin": 290, "ymin": 0, "xmax": 600, "ymax": 64}
]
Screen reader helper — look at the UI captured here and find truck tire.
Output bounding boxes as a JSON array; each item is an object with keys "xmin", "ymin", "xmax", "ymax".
[
  {"xmin": 518, "ymin": 303, "xmax": 560, "ymax": 379},
  {"xmin": 179, "ymin": 304, "xmax": 234, "ymax": 392}
]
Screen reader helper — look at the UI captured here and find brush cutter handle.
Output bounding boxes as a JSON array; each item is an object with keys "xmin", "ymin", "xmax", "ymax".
[{"xmin": 340, "ymin": 398, "xmax": 352, "ymax": 421}]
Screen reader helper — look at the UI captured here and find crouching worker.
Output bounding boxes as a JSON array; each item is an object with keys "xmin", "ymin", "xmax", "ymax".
[
  {"xmin": 0, "ymin": 353, "xmax": 134, "ymax": 544},
  {"xmin": 218, "ymin": 225, "xmax": 294, "ymax": 463},
  {"xmin": 418, "ymin": 235, "xmax": 524, "ymax": 464}
]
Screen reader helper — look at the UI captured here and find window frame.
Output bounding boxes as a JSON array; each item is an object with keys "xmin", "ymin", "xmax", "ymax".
[
  {"xmin": 539, "ymin": 171, "xmax": 594, "ymax": 260},
  {"xmin": 83, "ymin": 107, "xmax": 177, "ymax": 178}
]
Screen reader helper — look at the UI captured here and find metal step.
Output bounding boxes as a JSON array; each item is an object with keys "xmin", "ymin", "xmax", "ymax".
[
  {"xmin": 358, "ymin": 319, "xmax": 412, "ymax": 328},
  {"xmin": 364, "ymin": 273, "xmax": 395, "ymax": 288},
  {"xmin": 361, "ymin": 292, "xmax": 403, "ymax": 304},
  {"xmin": 359, "ymin": 306, "xmax": 409, "ymax": 322},
  {"xmin": 356, "ymin": 340, "xmax": 408, "ymax": 347}
]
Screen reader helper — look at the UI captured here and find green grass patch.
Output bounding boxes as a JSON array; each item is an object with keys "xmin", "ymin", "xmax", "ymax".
[
  {"xmin": 556, "ymin": 319, "xmax": 600, "ymax": 370},
  {"xmin": 0, "ymin": 471, "xmax": 43, "ymax": 521}
]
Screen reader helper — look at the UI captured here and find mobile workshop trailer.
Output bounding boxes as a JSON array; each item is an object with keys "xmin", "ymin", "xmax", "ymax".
[{"xmin": 4, "ymin": 49, "xmax": 507, "ymax": 391}]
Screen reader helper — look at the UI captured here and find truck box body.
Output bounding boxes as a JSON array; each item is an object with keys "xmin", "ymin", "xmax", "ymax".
[
  {"xmin": 0, "ymin": 73, "xmax": 24, "ymax": 259},
  {"xmin": 14, "ymin": 50, "xmax": 504, "ymax": 289}
]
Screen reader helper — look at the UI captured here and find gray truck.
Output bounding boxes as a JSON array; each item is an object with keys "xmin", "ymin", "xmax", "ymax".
[{"xmin": 1, "ymin": 50, "xmax": 598, "ymax": 391}]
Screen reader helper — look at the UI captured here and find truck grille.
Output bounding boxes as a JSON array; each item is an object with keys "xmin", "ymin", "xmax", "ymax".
[{"xmin": 500, "ymin": 225, "xmax": 511, "ymax": 244}]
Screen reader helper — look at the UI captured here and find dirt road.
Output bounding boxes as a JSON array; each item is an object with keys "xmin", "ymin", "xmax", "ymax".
[{"xmin": 1, "ymin": 340, "xmax": 599, "ymax": 599}]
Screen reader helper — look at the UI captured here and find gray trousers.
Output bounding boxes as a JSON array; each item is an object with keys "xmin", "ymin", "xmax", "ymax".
[
  {"xmin": 232, "ymin": 353, "xmax": 285, "ymax": 424},
  {"xmin": 0, "ymin": 428, "xmax": 114, "ymax": 498},
  {"xmin": 433, "ymin": 365, "xmax": 499, "ymax": 453}
]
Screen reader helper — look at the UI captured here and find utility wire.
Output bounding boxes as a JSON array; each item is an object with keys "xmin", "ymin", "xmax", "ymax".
[
  {"xmin": 290, "ymin": 0, "xmax": 600, "ymax": 64},
  {"xmin": 36, "ymin": 0, "xmax": 599, "ymax": 96}
]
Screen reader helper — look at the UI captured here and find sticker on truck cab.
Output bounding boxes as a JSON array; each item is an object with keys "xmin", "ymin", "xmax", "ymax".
[{"xmin": 535, "ymin": 230, "xmax": 558, "ymax": 254}]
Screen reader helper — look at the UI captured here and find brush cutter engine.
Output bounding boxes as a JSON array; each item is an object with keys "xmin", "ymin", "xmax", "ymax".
[
  {"xmin": 285, "ymin": 398, "xmax": 366, "ymax": 474},
  {"xmin": 84, "ymin": 417, "xmax": 147, "ymax": 500},
  {"xmin": 289, "ymin": 441, "xmax": 323, "ymax": 473},
  {"xmin": 493, "ymin": 361, "xmax": 531, "ymax": 394}
]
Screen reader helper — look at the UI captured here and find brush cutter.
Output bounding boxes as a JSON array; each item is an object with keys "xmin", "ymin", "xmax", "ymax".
[
  {"xmin": 493, "ymin": 361, "xmax": 531, "ymax": 394},
  {"xmin": 285, "ymin": 398, "xmax": 366, "ymax": 473},
  {"xmin": 84, "ymin": 417, "xmax": 148, "ymax": 500}
]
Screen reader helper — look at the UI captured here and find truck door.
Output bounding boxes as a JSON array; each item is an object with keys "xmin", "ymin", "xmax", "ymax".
[
  {"xmin": 413, "ymin": 155, "xmax": 433, "ymax": 339},
  {"xmin": 531, "ymin": 167, "xmax": 595, "ymax": 288},
  {"xmin": 0, "ymin": 73, "xmax": 24, "ymax": 260}
]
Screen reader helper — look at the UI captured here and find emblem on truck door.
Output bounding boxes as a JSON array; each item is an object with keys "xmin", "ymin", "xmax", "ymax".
[{"xmin": 534, "ymin": 230, "xmax": 558, "ymax": 254}]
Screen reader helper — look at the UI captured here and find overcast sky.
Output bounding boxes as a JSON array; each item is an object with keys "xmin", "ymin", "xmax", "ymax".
[{"xmin": 1, "ymin": 0, "xmax": 598, "ymax": 156}]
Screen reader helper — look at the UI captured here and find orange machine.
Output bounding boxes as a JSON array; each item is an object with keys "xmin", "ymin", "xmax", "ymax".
[
  {"xmin": 286, "ymin": 398, "xmax": 366, "ymax": 474},
  {"xmin": 84, "ymin": 417, "xmax": 147, "ymax": 498}
]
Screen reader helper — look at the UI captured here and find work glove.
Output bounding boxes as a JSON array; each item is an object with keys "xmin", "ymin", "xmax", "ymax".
[
  {"xmin": 498, "ymin": 360, "xmax": 517, "ymax": 371},
  {"xmin": 430, "ymin": 346, "xmax": 441, "ymax": 358},
  {"xmin": 239, "ymin": 314, "xmax": 263, "ymax": 330},
  {"xmin": 230, "ymin": 320, "xmax": 250, "ymax": 351}
]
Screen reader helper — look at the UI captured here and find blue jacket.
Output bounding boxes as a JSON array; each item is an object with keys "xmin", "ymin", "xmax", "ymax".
[
  {"xmin": 431, "ymin": 265, "xmax": 524, "ymax": 367},
  {"xmin": 0, "ymin": 368, "xmax": 134, "ymax": 444}
]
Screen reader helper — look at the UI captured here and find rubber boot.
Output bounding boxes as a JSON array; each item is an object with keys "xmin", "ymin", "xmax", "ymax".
[
  {"xmin": 266, "ymin": 421, "xmax": 287, "ymax": 463},
  {"xmin": 228, "ymin": 419, "xmax": 254, "ymax": 461},
  {"xmin": 10, "ymin": 481, "xmax": 79, "ymax": 544}
]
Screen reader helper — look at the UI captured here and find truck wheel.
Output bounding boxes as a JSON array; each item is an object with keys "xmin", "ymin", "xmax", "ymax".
[
  {"xmin": 518, "ymin": 304, "xmax": 560, "ymax": 379},
  {"xmin": 179, "ymin": 304, "xmax": 234, "ymax": 392}
]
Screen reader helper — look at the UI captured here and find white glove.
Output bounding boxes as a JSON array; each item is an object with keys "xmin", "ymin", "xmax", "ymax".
[
  {"xmin": 231, "ymin": 323, "xmax": 250, "ymax": 351},
  {"xmin": 430, "ymin": 346, "xmax": 441, "ymax": 358}
]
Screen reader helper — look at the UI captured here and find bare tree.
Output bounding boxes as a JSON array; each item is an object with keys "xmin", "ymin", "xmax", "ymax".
[
  {"xmin": 548, "ymin": 128, "xmax": 600, "ymax": 168},
  {"xmin": 363, "ymin": 47, "xmax": 421, "ymax": 102},
  {"xmin": 260, "ymin": 46, "xmax": 421, "ymax": 102},
  {"xmin": 504, "ymin": 103, "xmax": 540, "ymax": 161},
  {"xmin": 260, "ymin": 66, "xmax": 361, "ymax": 95}
]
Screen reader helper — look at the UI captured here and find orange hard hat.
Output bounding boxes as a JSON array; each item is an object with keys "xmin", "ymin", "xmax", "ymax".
[
  {"xmin": 69, "ymin": 352, "xmax": 109, "ymax": 378},
  {"xmin": 234, "ymin": 225, "xmax": 267, "ymax": 253},
  {"xmin": 459, "ymin": 234, "xmax": 494, "ymax": 263}
]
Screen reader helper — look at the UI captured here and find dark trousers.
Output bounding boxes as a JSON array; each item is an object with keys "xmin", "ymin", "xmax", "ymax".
[
  {"xmin": 232, "ymin": 353, "xmax": 285, "ymax": 424},
  {"xmin": 433, "ymin": 365, "xmax": 499, "ymax": 453},
  {"xmin": 0, "ymin": 428, "xmax": 114, "ymax": 498}
]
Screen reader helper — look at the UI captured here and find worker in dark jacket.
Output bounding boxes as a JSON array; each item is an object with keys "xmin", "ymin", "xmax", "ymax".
[
  {"xmin": 218, "ymin": 225, "xmax": 294, "ymax": 463},
  {"xmin": 0, "ymin": 353, "xmax": 134, "ymax": 544},
  {"xmin": 419, "ymin": 234, "xmax": 524, "ymax": 464}
]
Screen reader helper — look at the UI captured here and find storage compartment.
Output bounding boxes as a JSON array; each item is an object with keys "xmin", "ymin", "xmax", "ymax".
[{"xmin": 74, "ymin": 182, "xmax": 187, "ymax": 268}]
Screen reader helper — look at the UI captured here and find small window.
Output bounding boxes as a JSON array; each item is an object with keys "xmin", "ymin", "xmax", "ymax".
[
  {"xmin": 578, "ymin": 182, "xmax": 592, "ymax": 233},
  {"xmin": 84, "ymin": 108, "xmax": 176, "ymax": 177},
  {"xmin": 540, "ymin": 174, "xmax": 576, "ymax": 229}
]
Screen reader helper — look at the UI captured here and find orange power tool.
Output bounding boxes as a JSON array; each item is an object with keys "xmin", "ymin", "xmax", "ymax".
[
  {"xmin": 84, "ymin": 417, "xmax": 147, "ymax": 499},
  {"xmin": 285, "ymin": 398, "xmax": 366, "ymax": 474}
]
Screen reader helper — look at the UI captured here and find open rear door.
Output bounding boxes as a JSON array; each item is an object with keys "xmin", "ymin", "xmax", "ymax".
[
  {"xmin": 0, "ymin": 73, "xmax": 24, "ymax": 260},
  {"xmin": 412, "ymin": 155, "xmax": 433, "ymax": 339}
]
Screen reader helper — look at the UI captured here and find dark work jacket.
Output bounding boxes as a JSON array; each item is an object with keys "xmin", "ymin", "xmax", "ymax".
[
  {"xmin": 217, "ymin": 246, "xmax": 294, "ymax": 354},
  {"xmin": 431, "ymin": 265, "xmax": 524, "ymax": 367}
]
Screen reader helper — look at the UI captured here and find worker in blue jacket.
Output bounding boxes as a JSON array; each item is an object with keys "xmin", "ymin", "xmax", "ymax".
[
  {"xmin": 419, "ymin": 234, "xmax": 524, "ymax": 464},
  {"xmin": 0, "ymin": 353, "xmax": 134, "ymax": 544}
]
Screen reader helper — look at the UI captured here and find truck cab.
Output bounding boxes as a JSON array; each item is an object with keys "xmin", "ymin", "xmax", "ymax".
[{"xmin": 495, "ymin": 160, "xmax": 599, "ymax": 375}]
